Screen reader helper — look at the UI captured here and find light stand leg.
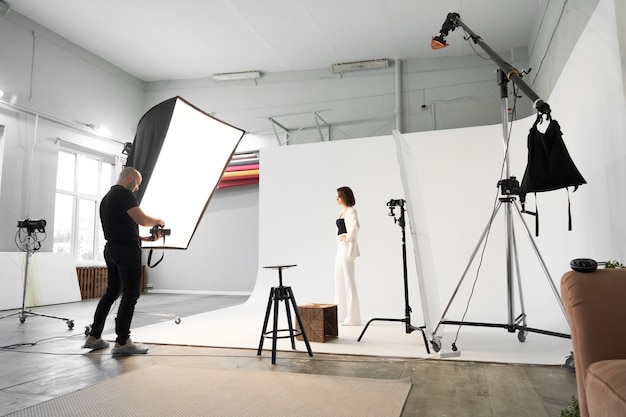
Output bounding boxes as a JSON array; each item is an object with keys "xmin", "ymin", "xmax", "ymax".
[
  {"xmin": 512, "ymin": 201, "xmax": 568, "ymax": 320},
  {"xmin": 430, "ymin": 199, "xmax": 504, "ymax": 340},
  {"xmin": 19, "ymin": 247, "xmax": 33, "ymax": 323},
  {"xmin": 510, "ymin": 223, "xmax": 529, "ymax": 332}
]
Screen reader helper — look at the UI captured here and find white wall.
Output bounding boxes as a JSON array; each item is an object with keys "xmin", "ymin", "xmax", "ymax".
[
  {"xmin": 0, "ymin": 12, "xmax": 145, "ymax": 252},
  {"xmin": 144, "ymin": 185, "xmax": 259, "ymax": 294}
]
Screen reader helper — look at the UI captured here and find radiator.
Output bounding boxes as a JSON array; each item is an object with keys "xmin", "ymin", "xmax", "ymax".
[
  {"xmin": 76, "ymin": 266, "xmax": 146, "ymax": 300},
  {"xmin": 76, "ymin": 267, "xmax": 108, "ymax": 299}
]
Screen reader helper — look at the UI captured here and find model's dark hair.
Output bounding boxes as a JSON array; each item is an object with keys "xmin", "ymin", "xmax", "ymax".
[{"xmin": 337, "ymin": 186, "xmax": 356, "ymax": 207}]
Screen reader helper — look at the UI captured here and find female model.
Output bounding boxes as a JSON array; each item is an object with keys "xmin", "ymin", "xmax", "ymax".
[{"xmin": 334, "ymin": 186, "xmax": 361, "ymax": 325}]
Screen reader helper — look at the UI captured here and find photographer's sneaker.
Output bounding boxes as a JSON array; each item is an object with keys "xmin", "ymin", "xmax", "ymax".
[
  {"xmin": 82, "ymin": 336, "xmax": 110, "ymax": 350},
  {"xmin": 112, "ymin": 338, "xmax": 149, "ymax": 356}
]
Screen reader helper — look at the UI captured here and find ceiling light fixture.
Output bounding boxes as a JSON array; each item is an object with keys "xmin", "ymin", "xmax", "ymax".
[
  {"xmin": 76, "ymin": 121, "xmax": 112, "ymax": 137},
  {"xmin": 330, "ymin": 59, "xmax": 389, "ymax": 74},
  {"xmin": 212, "ymin": 71, "xmax": 261, "ymax": 81},
  {"xmin": 0, "ymin": 0, "xmax": 11, "ymax": 15}
]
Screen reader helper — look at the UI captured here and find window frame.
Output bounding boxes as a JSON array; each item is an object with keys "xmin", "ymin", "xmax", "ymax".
[{"xmin": 53, "ymin": 145, "xmax": 118, "ymax": 265}]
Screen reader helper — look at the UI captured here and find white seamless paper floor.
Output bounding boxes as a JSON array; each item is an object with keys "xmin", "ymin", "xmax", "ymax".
[{"xmin": 112, "ymin": 294, "xmax": 573, "ymax": 366}]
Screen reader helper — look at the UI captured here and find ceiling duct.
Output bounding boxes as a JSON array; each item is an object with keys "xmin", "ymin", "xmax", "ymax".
[{"xmin": 330, "ymin": 59, "xmax": 389, "ymax": 73}]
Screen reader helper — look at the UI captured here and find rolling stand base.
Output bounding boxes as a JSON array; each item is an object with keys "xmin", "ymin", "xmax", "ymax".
[
  {"xmin": 0, "ymin": 309, "xmax": 75, "ymax": 329},
  {"xmin": 358, "ymin": 317, "xmax": 431, "ymax": 354},
  {"xmin": 438, "ymin": 319, "xmax": 571, "ymax": 341}
]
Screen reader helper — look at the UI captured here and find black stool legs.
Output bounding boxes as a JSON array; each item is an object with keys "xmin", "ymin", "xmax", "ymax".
[{"xmin": 257, "ymin": 284, "xmax": 313, "ymax": 364}]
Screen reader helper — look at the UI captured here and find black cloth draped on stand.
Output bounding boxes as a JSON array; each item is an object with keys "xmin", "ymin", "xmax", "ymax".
[{"xmin": 519, "ymin": 114, "xmax": 587, "ymax": 235}]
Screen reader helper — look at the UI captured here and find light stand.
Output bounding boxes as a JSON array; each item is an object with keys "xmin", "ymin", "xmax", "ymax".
[
  {"xmin": 429, "ymin": 13, "xmax": 569, "ymax": 353},
  {"xmin": 357, "ymin": 199, "xmax": 431, "ymax": 354},
  {"xmin": 0, "ymin": 221, "xmax": 75, "ymax": 329}
]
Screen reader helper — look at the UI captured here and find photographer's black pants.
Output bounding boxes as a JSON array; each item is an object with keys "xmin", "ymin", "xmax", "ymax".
[{"xmin": 89, "ymin": 242, "xmax": 142, "ymax": 345}]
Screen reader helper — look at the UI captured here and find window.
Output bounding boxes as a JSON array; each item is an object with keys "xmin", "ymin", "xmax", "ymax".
[{"xmin": 53, "ymin": 149, "xmax": 115, "ymax": 263}]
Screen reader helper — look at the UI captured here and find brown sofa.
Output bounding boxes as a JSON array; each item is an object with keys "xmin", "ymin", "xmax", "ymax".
[{"xmin": 561, "ymin": 268, "xmax": 626, "ymax": 417}]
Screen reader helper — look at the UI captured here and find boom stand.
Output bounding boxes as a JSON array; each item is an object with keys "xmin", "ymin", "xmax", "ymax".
[
  {"xmin": 0, "ymin": 232, "xmax": 75, "ymax": 329},
  {"xmin": 429, "ymin": 72, "xmax": 569, "ymax": 352},
  {"xmin": 428, "ymin": 12, "xmax": 572, "ymax": 353},
  {"xmin": 358, "ymin": 199, "xmax": 431, "ymax": 354}
]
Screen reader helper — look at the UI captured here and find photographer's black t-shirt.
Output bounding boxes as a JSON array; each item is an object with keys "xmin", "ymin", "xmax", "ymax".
[{"xmin": 100, "ymin": 184, "xmax": 140, "ymax": 245}]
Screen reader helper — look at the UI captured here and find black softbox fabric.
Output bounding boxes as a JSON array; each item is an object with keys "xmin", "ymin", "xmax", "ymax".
[
  {"xmin": 122, "ymin": 96, "xmax": 245, "ymax": 250},
  {"xmin": 519, "ymin": 117, "xmax": 586, "ymax": 203},
  {"xmin": 519, "ymin": 116, "xmax": 586, "ymax": 235},
  {"xmin": 126, "ymin": 97, "xmax": 177, "ymax": 203}
]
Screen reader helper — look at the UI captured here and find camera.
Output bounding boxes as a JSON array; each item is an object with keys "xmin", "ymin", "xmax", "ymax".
[
  {"xmin": 17, "ymin": 219, "xmax": 47, "ymax": 233},
  {"xmin": 498, "ymin": 176, "xmax": 520, "ymax": 196},
  {"xmin": 150, "ymin": 225, "xmax": 171, "ymax": 239}
]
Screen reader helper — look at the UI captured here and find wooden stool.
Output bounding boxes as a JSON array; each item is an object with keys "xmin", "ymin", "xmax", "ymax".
[{"xmin": 257, "ymin": 265, "xmax": 313, "ymax": 364}]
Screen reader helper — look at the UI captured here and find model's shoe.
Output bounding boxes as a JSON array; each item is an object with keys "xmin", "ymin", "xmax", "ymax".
[
  {"xmin": 111, "ymin": 338, "xmax": 149, "ymax": 356},
  {"xmin": 82, "ymin": 336, "xmax": 110, "ymax": 350}
]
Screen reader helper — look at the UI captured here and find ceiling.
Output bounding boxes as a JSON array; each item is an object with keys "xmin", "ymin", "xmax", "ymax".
[{"xmin": 8, "ymin": 0, "xmax": 546, "ymax": 82}]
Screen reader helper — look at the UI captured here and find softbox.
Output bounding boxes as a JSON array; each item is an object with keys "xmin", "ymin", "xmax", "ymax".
[{"xmin": 127, "ymin": 96, "xmax": 245, "ymax": 249}]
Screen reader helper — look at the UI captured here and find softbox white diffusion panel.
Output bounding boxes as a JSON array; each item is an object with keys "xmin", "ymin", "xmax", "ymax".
[{"xmin": 127, "ymin": 96, "xmax": 245, "ymax": 249}]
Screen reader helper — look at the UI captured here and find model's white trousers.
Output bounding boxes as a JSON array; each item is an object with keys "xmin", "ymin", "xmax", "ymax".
[{"xmin": 334, "ymin": 242, "xmax": 361, "ymax": 325}]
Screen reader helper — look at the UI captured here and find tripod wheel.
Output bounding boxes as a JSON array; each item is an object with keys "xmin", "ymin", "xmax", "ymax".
[
  {"xmin": 430, "ymin": 338, "xmax": 442, "ymax": 352},
  {"xmin": 564, "ymin": 352, "xmax": 575, "ymax": 372},
  {"xmin": 517, "ymin": 330, "xmax": 527, "ymax": 342},
  {"xmin": 19, "ymin": 317, "xmax": 26, "ymax": 323},
  {"xmin": 67, "ymin": 320, "xmax": 74, "ymax": 330}
]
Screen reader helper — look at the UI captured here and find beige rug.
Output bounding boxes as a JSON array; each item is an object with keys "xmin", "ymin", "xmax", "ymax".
[{"xmin": 5, "ymin": 365, "xmax": 411, "ymax": 417}]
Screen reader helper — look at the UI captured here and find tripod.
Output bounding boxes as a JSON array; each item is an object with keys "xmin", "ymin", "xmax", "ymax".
[
  {"xmin": 357, "ymin": 199, "xmax": 431, "ymax": 354},
  {"xmin": 429, "ymin": 71, "xmax": 569, "ymax": 353},
  {"xmin": 0, "ymin": 228, "xmax": 75, "ymax": 329}
]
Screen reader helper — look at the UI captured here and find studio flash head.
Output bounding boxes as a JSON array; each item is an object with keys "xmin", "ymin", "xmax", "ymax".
[
  {"xmin": 386, "ymin": 199, "xmax": 405, "ymax": 217},
  {"xmin": 386, "ymin": 199, "xmax": 405, "ymax": 207},
  {"xmin": 17, "ymin": 219, "xmax": 47, "ymax": 233}
]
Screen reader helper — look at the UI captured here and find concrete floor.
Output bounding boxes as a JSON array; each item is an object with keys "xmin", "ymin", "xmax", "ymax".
[{"xmin": 0, "ymin": 293, "xmax": 577, "ymax": 417}]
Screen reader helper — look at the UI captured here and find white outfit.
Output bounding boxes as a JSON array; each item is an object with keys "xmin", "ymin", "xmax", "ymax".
[{"xmin": 334, "ymin": 206, "xmax": 361, "ymax": 325}]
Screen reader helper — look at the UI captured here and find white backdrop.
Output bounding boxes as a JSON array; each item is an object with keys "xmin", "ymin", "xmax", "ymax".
[
  {"xmin": 257, "ymin": 118, "xmax": 569, "ymax": 339},
  {"xmin": 258, "ymin": 136, "xmax": 414, "ymax": 321}
]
